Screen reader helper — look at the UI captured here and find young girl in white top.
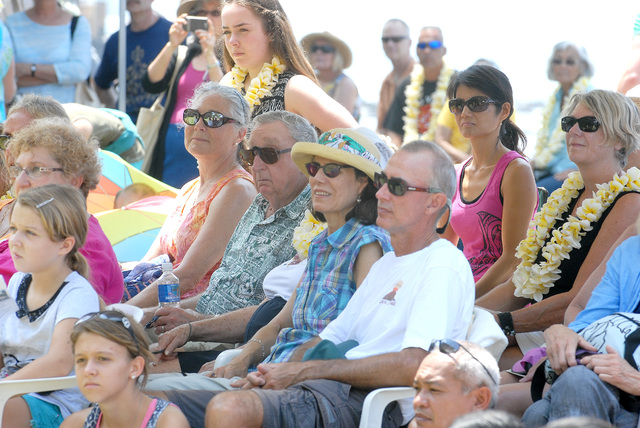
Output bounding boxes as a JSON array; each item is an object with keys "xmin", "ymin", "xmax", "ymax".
[
  {"xmin": 61, "ymin": 311, "xmax": 189, "ymax": 428},
  {"xmin": 0, "ymin": 184, "xmax": 100, "ymax": 428}
]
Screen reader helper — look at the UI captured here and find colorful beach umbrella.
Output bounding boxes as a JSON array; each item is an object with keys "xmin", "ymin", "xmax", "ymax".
[
  {"xmin": 88, "ymin": 151, "xmax": 178, "ymax": 214},
  {"xmin": 95, "ymin": 196, "xmax": 176, "ymax": 262}
]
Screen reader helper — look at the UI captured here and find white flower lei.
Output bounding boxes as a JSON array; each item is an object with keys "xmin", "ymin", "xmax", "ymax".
[
  {"xmin": 291, "ymin": 210, "xmax": 327, "ymax": 260},
  {"xmin": 534, "ymin": 77, "xmax": 591, "ymax": 169},
  {"xmin": 513, "ymin": 167, "xmax": 640, "ymax": 301},
  {"xmin": 224, "ymin": 55, "xmax": 287, "ymax": 112},
  {"xmin": 402, "ymin": 63, "xmax": 454, "ymax": 145}
]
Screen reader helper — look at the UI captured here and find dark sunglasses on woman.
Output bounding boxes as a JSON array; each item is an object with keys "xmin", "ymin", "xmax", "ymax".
[
  {"xmin": 305, "ymin": 162, "xmax": 354, "ymax": 178},
  {"xmin": 183, "ymin": 109, "xmax": 237, "ymax": 128},
  {"xmin": 373, "ymin": 172, "xmax": 443, "ymax": 197},
  {"xmin": 449, "ymin": 96, "xmax": 500, "ymax": 115},
  {"xmin": 560, "ymin": 116, "xmax": 600, "ymax": 133},
  {"xmin": 239, "ymin": 146, "xmax": 291, "ymax": 166}
]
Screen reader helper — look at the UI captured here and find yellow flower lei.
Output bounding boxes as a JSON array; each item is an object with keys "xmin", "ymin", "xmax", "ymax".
[
  {"xmin": 402, "ymin": 63, "xmax": 453, "ymax": 145},
  {"xmin": 534, "ymin": 77, "xmax": 591, "ymax": 169},
  {"xmin": 224, "ymin": 55, "xmax": 287, "ymax": 112},
  {"xmin": 513, "ymin": 167, "xmax": 640, "ymax": 301},
  {"xmin": 291, "ymin": 209, "xmax": 327, "ymax": 260}
]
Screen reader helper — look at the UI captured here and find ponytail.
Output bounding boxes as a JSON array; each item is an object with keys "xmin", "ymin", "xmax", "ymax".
[
  {"xmin": 67, "ymin": 251, "xmax": 90, "ymax": 280},
  {"xmin": 500, "ymin": 119, "xmax": 527, "ymax": 155}
]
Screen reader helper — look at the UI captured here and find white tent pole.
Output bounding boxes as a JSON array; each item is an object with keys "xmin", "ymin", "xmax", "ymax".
[{"xmin": 117, "ymin": 0, "xmax": 126, "ymax": 112}]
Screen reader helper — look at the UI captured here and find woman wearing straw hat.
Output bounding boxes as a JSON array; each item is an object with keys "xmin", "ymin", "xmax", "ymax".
[
  {"xmin": 301, "ymin": 32, "xmax": 361, "ymax": 122},
  {"xmin": 210, "ymin": 128, "xmax": 393, "ymax": 379}
]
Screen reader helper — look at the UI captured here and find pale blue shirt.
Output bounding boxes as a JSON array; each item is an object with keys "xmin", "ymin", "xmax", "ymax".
[{"xmin": 5, "ymin": 12, "xmax": 92, "ymax": 103}]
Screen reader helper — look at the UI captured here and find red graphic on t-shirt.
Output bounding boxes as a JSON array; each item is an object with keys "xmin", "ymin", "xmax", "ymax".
[
  {"xmin": 417, "ymin": 104, "xmax": 432, "ymax": 134},
  {"xmin": 380, "ymin": 280, "xmax": 404, "ymax": 306}
]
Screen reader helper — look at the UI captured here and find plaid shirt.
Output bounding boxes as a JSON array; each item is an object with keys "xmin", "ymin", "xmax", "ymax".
[
  {"xmin": 266, "ymin": 218, "xmax": 392, "ymax": 363},
  {"xmin": 196, "ymin": 186, "xmax": 310, "ymax": 315}
]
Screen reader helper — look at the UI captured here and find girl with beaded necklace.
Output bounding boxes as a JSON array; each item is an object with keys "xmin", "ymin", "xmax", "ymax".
[
  {"xmin": 0, "ymin": 184, "xmax": 100, "ymax": 428},
  {"xmin": 219, "ymin": 0, "xmax": 357, "ymax": 131}
]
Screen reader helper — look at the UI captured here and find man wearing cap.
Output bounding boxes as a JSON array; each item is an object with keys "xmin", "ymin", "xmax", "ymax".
[
  {"xmin": 383, "ymin": 26, "xmax": 454, "ymax": 148},
  {"xmin": 146, "ymin": 140, "xmax": 474, "ymax": 427},
  {"xmin": 93, "ymin": 0, "xmax": 171, "ymax": 122},
  {"xmin": 377, "ymin": 19, "xmax": 415, "ymax": 136},
  {"xmin": 300, "ymin": 32, "xmax": 360, "ymax": 121}
]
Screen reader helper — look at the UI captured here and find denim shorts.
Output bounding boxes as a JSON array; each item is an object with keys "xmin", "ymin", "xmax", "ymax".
[{"xmin": 22, "ymin": 395, "xmax": 64, "ymax": 428}]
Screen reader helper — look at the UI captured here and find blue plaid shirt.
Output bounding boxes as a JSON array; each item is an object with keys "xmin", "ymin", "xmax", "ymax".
[
  {"xmin": 265, "ymin": 218, "xmax": 392, "ymax": 363},
  {"xmin": 196, "ymin": 186, "xmax": 310, "ymax": 315}
]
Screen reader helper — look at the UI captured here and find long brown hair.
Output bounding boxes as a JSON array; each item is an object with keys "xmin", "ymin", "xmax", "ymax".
[{"xmin": 222, "ymin": 0, "xmax": 317, "ymax": 83}]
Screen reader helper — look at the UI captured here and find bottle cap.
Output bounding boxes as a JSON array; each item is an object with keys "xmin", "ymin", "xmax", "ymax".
[{"xmin": 161, "ymin": 263, "xmax": 173, "ymax": 271}]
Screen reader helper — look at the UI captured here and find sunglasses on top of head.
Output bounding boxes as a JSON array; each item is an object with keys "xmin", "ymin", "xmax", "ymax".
[
  {"xmin": 429, "ymin": 339, "xmax": 497, "ymax": 385},
  {"xmin": 417, "ymin": 40, "xmax": 442, "ymax": 50},
  {"xmin": 239, "ymin": 146, "xmax": 291, "ymax": 166},
  {"xmin": 560, "ymin": 116, "xmax": 600, "ymax": 133},
  {"xmin": 183, "ymin": 109, "xmax": 237, "ymax": 128},
  {"xmin": 310, "ymin": 45, "xmax": 335, "ymax": 54},
  {"xmin": 449, "ymin": 96, "xmax": 500, "ymax": 115},
  {"xmin": 373, "ymin": 172, "xmax": 443, "ymax": 197}
]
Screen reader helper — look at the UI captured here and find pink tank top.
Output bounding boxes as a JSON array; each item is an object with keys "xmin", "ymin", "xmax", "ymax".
[
  {"xmin": 450, "ymin": 151, "xmax": 527, "ymax": 282},
  {"xmin": 169, "ymin": 61, "xmax": 209, "ymax": 124}
]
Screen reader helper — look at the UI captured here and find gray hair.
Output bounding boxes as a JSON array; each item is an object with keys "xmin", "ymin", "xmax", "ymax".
[
  {"xmin": 249, "ymin": 111, "xmax": 317, "ymax": 147},
  {"xmin": 399, "ymin": 140, "xmax": 455, "ymax": 219},
  {"xmin": 563, "ymin": 89, "xmax": 640, "ymax": 168},
  {"xmin": 186, "ymin": 82, "xmax": 250, "ymax": 129},
  {"xmin": 546, "ymin": 41, "xmax": 594, "ymax": 81},
  {"xmin": 7, "ymin": 94, "xmax": 69, "ymax": 121},
  {"xmin": 448, "ymin": 341, "xmax": 500, "ymax": 409}
]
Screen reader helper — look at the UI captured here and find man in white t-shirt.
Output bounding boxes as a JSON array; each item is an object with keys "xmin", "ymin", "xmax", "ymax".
[{"xmin": 170, "ymin": 140, "xmax": 474, "ymax": 428}]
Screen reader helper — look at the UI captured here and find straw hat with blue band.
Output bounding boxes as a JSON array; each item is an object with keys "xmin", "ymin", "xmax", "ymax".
[{"xmin": 292, "ymin": 129, "xmax": 383, "ymax": 180}]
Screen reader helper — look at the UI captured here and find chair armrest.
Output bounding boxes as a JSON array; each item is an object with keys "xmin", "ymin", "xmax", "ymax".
[
  {"xmin": 358, "ymin": 386, "xmax": 415, "ymax": 428},
  {"xmin": 0, "ymin": 376, "xmax": 77, "ymax": 423}
]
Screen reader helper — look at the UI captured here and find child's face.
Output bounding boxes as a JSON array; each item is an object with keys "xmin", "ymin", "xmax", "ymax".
[
  {"xmin": 8, "ymin": 203, "xmax": 68, "ymax": 274},
  {"xmin": 74, "ymin": 332, "xmax": 138, "ymax": 404}
]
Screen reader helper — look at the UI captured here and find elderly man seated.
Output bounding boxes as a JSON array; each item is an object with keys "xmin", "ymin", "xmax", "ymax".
[
  {"xmin": 411, "ymin": 340, "xmax": 499, "ymax": 428},
  {"xmin": 145, "ymin": 141, "xmax": 475, "ymax": 427}
]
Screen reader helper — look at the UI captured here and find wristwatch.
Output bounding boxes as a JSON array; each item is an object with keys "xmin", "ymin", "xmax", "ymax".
[{"xmin": 30, "ymin": 64, "xmax": 36, "ymax": 77}]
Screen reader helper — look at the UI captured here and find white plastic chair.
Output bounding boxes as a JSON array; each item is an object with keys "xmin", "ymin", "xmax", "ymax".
[{"xmin": 0, "ymin": 375, "xmax": 77, "ymax": 422}]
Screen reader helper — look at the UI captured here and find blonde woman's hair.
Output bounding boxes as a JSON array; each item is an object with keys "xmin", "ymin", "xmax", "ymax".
[
  {"xmin": 13, "ymin": 184, "xmax": 90, "ymax": 279},
  {"xmin": 71, "ymin": 311, "xmax": 154, "ymax": 388}
]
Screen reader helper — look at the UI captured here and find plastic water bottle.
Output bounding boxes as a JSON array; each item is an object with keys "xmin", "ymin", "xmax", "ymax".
[{"xmin": 157, "ymin": 263, "xmax": 180, "ymax": 307}]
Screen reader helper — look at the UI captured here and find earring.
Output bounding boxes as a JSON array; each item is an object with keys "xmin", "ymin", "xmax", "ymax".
[
  {"xmin": 356, "ymin": 196, "xmax": 362, "ymax": 204},
  {"xmin": 131, "ymin": 375, "xmax": 137, "ymax": 380}
]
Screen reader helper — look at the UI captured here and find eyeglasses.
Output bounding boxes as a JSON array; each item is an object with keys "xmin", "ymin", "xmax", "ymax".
[
  {"xmin": 0, "ymin": 134, "xmax": 10, "ymax": 150},
  {"xmin": 193, "ymin": 9, "xmax": 220, "ymax": 17},
  {"xmin": 183, "ymin": 109, "xmax": 237, "ymax": 128},
  {"xmin": 8, "ymin": 165, "xmax": 64, "ymax": 180},
  {"xmin": 381, "ymin": 36, "xmax": 407, "ymax": 44},
  {"xmin": 429, "ymin": 339, "xmax": 497, "ymax": 385},
  {"xmin": 239, "ymin": 146, "xmax": 291, "ymax": 166},
  {"xmin": 374, "ymin": 171, "xmax": 442, "ymax": 197},
  {"xmin": 417, "ymin": 40, "xmax": 442, "ymax": 50},
  {"xmin": 305, "ymin": 162, "xmax": 354, "ymax": 178},
  {"xmin": 552, "ymin": 58, "xmax": 577, "ymax": 66},
  {"xmin": 310, "ymin": 45, "xmax": 335, "ymax": 54},
  {"xmin": 76, "ymin": 311, "xmax": 140, "ymax": 354},
  {"xmin": 449, "ymin": 96, "xmax": 500, "ymax": 115},
  {"xmin": 560, "ymin": 116, "xmax": 601, "ymax": 133}
]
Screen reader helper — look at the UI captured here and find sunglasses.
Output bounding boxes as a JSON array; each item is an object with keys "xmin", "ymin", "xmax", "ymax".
[
  {"xmin": 310, "ymin": 45, "xmax": 335, "ymax": 54},
  {"xmin": 449, "ymin": 96, "xmax": 500, "ymax": 115},
  {"xmin": 183, "ymin": 109, "xmax": 237, "ymax": 128},
  {"xmin": 381, "ymin": 36, "xmax": 407, "ymax": 44},
  {"xmin": 239, "ymin": 146, "xmax": 291, "ymax": 166},
  {"xmin": 429, "ymin": 339, "xmax": 497, "ymax": 385},
  {"xmin": 417, "ymin": 40, "xmax": 442, "ymax": 50},
  {"xmin": 305, "ymin": 162, "xmax": 354, "ymax": 178},
  {"xmin": 9, "ymin": 165, "xmax": 64, "ymax": 180},
  {"xmin": 76, "ymin": 311, "xmax": 140, "ymax": 354},
  {"xmin": 374, "ymin": 171, "xmax": 442, "ymax": 197},
  {"xmin": 193, "ymin": 9, "xmax": 220, "ymax": 17},
  {"xmin": 552, "ymin": 58, "xmax": 577, "ymax": 66},
  {"xmin": 0, "ymin": 134, "xmax": 10, "ymax": 150},
  {"xmin": 560, "ymin": 116, "xmax": 600, "ymax": 133}
]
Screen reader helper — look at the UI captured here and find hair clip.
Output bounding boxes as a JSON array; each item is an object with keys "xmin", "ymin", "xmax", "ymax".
[{"xmin": 36, "ymin": 197, "xmax": 54, "ymax": 209}]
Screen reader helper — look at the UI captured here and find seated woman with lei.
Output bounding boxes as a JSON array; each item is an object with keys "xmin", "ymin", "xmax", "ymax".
[
  {"xmin": 476, "ymin": 89, "xmax": 640, "ymax": 369},
  {"xmin": 441, "ymin": 65, "xmax": 537, "ymax": 299},
  {"xmin": 125, "ymin": 82, "xmax": 256, "ymax": 307},
  {"xmin": 218, "ymin": 0, "xmax": 357, "ymax": 131}
]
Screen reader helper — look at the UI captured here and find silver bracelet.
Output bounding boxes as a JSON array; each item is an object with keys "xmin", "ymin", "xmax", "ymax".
[{"xmin": 248, "ymin": 338, "xmax": 266, "ymax": 359}]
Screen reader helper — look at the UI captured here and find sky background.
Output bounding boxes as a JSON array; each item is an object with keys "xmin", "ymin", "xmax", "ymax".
[{"xmin": 101, "ymin": 0, "xmax": 639, "ymax": 144}]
